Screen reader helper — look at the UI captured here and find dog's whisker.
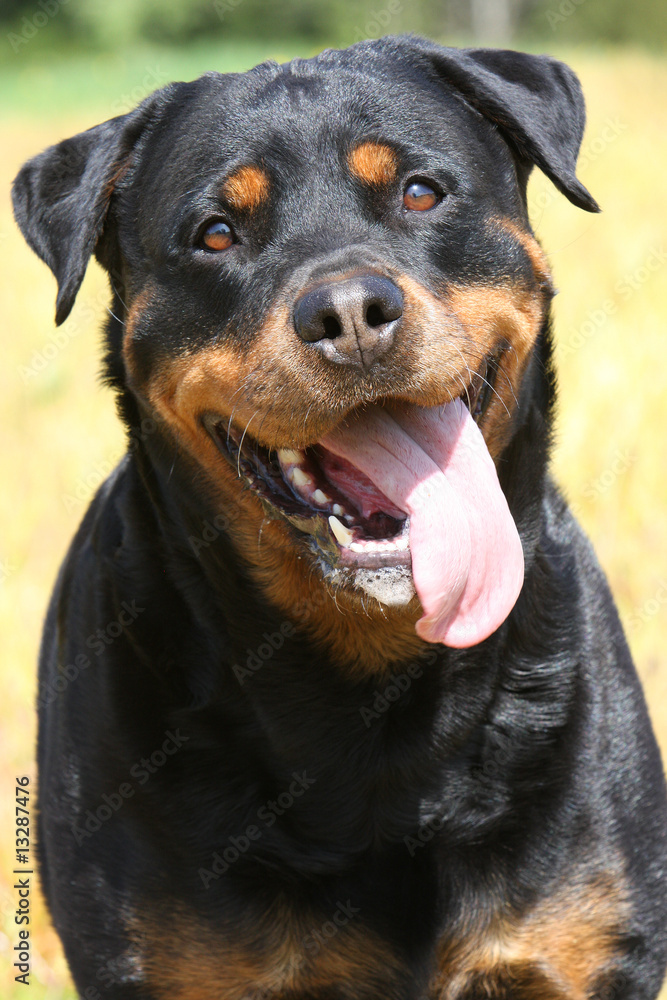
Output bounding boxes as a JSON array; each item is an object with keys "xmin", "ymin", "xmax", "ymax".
[
  {"xmin": 106, "ymin": 306, "xmax": 125, "ymax": 326},
  {"xmin": 109, "ymin": 279, "xmax": 129, "ymax": 313},
  {"xmin": 257, "ymin": 516, "xmax": 269, "ymax": 553},
  {"xmin": 237, "ymin": 411, "xmax": 260, "ymax": 478}
]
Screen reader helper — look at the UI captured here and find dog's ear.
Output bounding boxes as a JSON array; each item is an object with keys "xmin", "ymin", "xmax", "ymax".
[
  {"xmin": 401, "ymin": 38, "xmax": 599, "ymax": 213},
  {"xmin": 12, "ymin": 95, "xmax": 165, "ymax": 326}
]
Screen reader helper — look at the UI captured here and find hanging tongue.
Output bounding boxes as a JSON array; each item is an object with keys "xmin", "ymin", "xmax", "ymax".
[{"xmin": 321, "ymin": 399, "xmax": 524, "ymax": 648}]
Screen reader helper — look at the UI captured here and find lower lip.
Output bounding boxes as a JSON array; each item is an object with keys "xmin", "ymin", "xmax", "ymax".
[{"xmin": 337, "ymin": 545, "xmax": 411, "ymax": 569}]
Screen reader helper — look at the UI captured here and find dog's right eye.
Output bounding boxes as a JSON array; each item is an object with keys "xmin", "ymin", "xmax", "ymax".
[
  {"xmin": 403, "ymin": 181, "xmax": 441, "ymax": 212},
  {"xmin": 200, "ymin": 220, "xmax": 236, "ymax": 251}
]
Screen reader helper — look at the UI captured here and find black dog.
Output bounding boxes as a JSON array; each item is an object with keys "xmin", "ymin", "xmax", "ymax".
[{"xmin": 13, "ymin": 35, "xmax": 667, "ymax": 1000}]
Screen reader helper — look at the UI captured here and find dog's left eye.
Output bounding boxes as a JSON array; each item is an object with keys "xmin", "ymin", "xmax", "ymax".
[
  {"xmin": 403, "ymin": 181, "xmax": 441, "ymax": 212},
  {"xmin": 200, "ymin": 220, "xmax": 236, "ymax": 251}
]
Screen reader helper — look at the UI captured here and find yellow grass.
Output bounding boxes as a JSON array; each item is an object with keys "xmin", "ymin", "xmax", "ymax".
[{"xmin": 1, "ymin": 48, "xmax": 665, "ymax": 999}]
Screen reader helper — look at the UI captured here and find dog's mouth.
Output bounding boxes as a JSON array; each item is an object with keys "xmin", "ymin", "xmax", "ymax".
[
  {"xmin": 210, "ymin": 429, "xmax": 411, "ymax": 568},
  {"xmin": 204, "ymin": 352, "xmax": 502, "ymax": 572},
  {"xmin": 201, "ymin": 348, "xmax": 526, "ymax": 649}
]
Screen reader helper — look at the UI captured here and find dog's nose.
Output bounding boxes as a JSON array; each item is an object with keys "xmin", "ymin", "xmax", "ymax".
[{"xmin": 293, "ymin": 274, "xmax": 403, "ymax": 367}]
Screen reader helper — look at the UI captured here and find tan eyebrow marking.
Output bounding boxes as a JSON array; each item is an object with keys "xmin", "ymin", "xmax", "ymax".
[
  {"xmin": 222, "ymin": 165, "xmax": 270, "ymax": 211},
  {"xmin": 348, "ymin": 142, "xmax": 398, "ymax": 187}
]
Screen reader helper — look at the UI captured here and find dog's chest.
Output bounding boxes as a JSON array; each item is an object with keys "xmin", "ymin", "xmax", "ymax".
[
  {"xmin": 131, "ymin": 899, "xmax": 411, "ymax": 999},
  {"xmin": 130, "ymin": 869, "xmax": 627, "ymax": 1000}
]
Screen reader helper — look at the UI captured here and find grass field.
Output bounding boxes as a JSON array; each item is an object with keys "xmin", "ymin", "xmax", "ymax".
[{"xmin": 1, "ymin": 40, "xmax": 666, "ymax": 999}]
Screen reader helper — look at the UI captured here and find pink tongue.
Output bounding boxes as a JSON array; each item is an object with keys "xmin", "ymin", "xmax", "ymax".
[{"xmin": 321, "ymin": 400, "xmax": 524, "ymax": 648}]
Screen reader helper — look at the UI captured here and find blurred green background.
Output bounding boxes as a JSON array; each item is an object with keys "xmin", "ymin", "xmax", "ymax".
[{"xmin": 1, "ymin": 1, "xmax": 666, "ymax": 997}]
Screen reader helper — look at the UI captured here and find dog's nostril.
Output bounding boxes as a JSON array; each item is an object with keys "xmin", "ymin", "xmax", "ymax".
[
  {"xmin": 323, "ymin": 315, "xmax": 342, "ymax": 339},
  {"xmin": 365, "ymin": 303, "xmax": 386, "ymax": 328},
  {"xmin": 293, "ymin": 275, "xmax": 403, "ymax": 358}
]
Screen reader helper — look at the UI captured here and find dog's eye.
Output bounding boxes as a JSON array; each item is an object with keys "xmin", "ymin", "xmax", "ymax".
[
  {"xmin": 403, "ymin": 181, "xmax": 440, "ymax": 212},
  {"xmin": 201, "ymin": 220, "xmax": 235, "ymax": 251}
]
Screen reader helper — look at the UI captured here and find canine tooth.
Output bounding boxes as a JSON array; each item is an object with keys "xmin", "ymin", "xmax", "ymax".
[
  {"xmin": 290, "ymin": 467, "xmax": 312, "ymax": 488},
  {"xmin": 312, "ymin": 489, "xmax": 331, "ymax": 505},
  {"xmin": 277, "ymin": 448, "xmax": 305, "ymax": 466},
  {"xmin": 332, "ymin": 504, "xmax": 345, "ymax": 516},
  {"xmin": 328, "ymin": 515, "xmax": 353, "ymax": 546}
]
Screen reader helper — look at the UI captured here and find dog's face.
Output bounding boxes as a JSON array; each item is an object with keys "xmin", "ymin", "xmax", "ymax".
[{"xmin": 13, "ymin": 38, "xmax": 596, "ymax": 657}]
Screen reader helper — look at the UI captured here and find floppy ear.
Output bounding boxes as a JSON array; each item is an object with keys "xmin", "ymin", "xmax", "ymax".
[
  {"xmin": 12, "ymin": 97, "xmax": 163, "ymax": 326},
  {"xmin": 403, "ymin": 38, "xmax": 599, "ymax": 213}
]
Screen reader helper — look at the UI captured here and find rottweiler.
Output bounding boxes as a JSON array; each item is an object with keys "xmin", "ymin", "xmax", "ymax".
[{"xmin": 12, "ymin": 34, "xmax": 667, "ymax": 1000}]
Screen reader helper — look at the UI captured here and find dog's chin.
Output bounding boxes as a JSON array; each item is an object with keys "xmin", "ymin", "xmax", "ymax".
[{"xmin": 334, "ymin": 564, "xmax": 417, "ymax": 607}]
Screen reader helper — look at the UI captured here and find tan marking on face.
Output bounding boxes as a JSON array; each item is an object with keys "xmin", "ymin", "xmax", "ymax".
[
  {"xmin": 395, "ymin": 272, "xmax": 548, "ymax": 459},
  {"xmin": 134, "ymin": 899, "xmax": 408, "ymax": 1000},
  {"xmin": 223, "ymin": 164, "xmax": 270, "ymax": 211},
  {"xmin": 123, "ymin": 284, "xmax": 155, "ymax": 346},
  {"xmin": 496, "ymin": 217, "xmax": 554, "ymax": 296},
  {"xmin": 432, "ymin": 872, "xmax": 629, "ymax": 1000},
  {"xmin": 104, "ymin": 156, "xmax": 133, "ymax": 202},
  {"xmin": 125, "ymin": 307, "xmax": 425, "ymax": 674},
  {"xmin": 141, "ymin": 309, "xmax": 335, "ymax": 448},
  {"xmin": 348, "ymin": 141, "xmax": 399, "ymax": 187},
  {"xmin": 446, "ymin": 284, "xmax": 542, "ymax": 457}
]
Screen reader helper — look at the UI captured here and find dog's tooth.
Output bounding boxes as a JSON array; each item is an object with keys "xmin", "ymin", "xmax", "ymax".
[
  {"xmin": 290, "ymin": 467, "xmax": 312, "ymax": 488},
  {"xmin": 332, "ymin": 504, "xmax": 345, "ymax": 516},
  {"xmin": 312, "ymin": 489, "xmax": 331, "ymax": 506},
  {"xmin": 277, "ymin": 448, "xmax": 305, "ymax": 466},
  {"xmin": 328, "ymin": 515, "xmax": 353, "ymax": 546}
]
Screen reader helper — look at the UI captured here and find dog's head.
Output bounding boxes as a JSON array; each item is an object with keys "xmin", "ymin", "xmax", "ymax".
[{"xmin": 13, "ymin": 37, "xmax": 596, "ymax": 659}]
